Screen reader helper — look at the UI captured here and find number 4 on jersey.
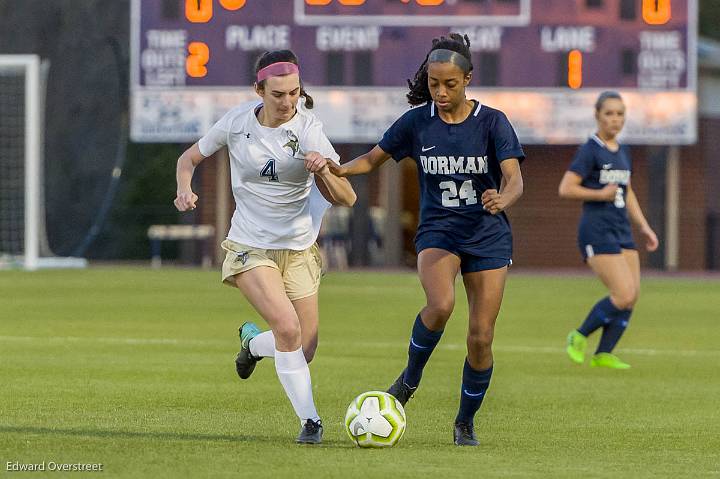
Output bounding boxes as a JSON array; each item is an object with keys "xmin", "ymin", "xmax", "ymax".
[{"xmin": 260, "ymin": 159, "xmax": 279, "ymax": 182}]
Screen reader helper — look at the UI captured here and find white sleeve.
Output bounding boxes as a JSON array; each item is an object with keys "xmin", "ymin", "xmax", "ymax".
[
  {"xmin": 302, "ymin": 117, "xmax": 341, "ymax": 165},
  {"xmin": 309, "ymin": 180, "xmax": 332, "ymax": 227},
  {"xmin": 197, "ymin": 113, "xmax": 231, "ymax": 157}
]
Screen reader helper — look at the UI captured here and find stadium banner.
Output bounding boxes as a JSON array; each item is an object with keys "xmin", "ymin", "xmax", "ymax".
[{"xmin": 131, "ymin": 87, "xmax": 696, "ymax": 145}]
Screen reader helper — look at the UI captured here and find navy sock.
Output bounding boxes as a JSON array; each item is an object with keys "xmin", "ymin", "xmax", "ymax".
[
  {"xmin": 455, "ymin": 360, "xmax": 493, "ymax": 425},
  {"xmin": 577, "ymin": 296, "xmax": 622, "ymax": 337},
  {"xmin": 596, "ymin": 309, "xmax": 632, "ymax": 353},
  {"xmin": 402, "ymin": 314, "xmax": 443, "ymax": 389}
]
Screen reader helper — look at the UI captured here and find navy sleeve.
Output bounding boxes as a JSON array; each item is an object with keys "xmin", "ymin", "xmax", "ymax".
[
  {"xmin": 492, "ymin": 111, "xmax": 525, "ymax": 163},
  {"xmin": 568, "ymin": 143, "xmax": 595, "ymax": 179},
  {"xmin": 378, "ymin": 111, "xmax": 414, "ymax": 162}
]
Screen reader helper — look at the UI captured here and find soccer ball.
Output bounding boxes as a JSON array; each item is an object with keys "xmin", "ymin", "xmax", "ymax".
[{"xmin": 345, "ymin": 391, "xmax": 406, "ymax": 448}]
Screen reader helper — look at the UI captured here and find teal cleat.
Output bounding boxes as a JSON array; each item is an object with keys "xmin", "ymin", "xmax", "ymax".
[
  {"xmin": 566, "ymin": 330, "xmax": 588, "ymax": 364},
  {"xmin": 235, "ymin": 322, "xmax": 262, "ymax": 379}
]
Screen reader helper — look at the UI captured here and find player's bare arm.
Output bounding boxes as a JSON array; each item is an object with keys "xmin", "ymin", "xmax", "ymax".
[
  {"xmin": 328, "ymin": 145, "xmax": 392, "ymax": 177},
  {"xmin": 625, "ymin": 183, "xmax": 659, "ymax": 252},
  {"xmin": 481, "ymin": 158, "xmax": 523, "ymax": 215},
  {"xmin": 304, "ymin": 151, "xmax": 357, "ymax": 207},
  {"xmin": 558, "ymin": 170, "xmax": 618, "ymax": 202},
  {"xmin": 174, "ymin": 142, "xmax": 206, "ymax": 212}
]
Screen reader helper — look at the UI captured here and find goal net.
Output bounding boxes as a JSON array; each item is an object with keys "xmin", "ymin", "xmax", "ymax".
[{"xmin": 0, "ymin": 55, "xmax": 85, "ymax": 270}]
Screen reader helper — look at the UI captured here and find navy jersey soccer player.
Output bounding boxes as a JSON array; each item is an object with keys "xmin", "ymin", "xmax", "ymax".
[
  {"xmin": 379, "ymin": 99, "xmax": 524, "ymax": 267},
  {"xmin": 569, "ymin": 134, "xmax": 634, "ymax": 260},
  {"xmin": 559, "ymin": 91, "xmax": 658, "ymax": 370},
  {"xmin": 329, "ymin": 33, "xmax": 525, "ymax": 446}
]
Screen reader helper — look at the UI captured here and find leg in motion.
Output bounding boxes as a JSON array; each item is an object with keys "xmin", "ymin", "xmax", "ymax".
[
  {"xmin": 585, "ymin": 253, "xmax": 637, "ymax": 369},
  {"xmin": 453, "ymin": 266, "xmax": 507, "ymax": 446},
  {"xmin": 241, "ymin": 247, "xmax": 322, "ymax": 366},
  {"xmin": 387, "ymin": 248, "xmax": 460, "ymax": 406},
  {"xmin": 566, "ymin": 296, "xmax": 620, "ymax": 365},
  {"xmin": 236, "ymin": 321, "xmax": 264, "ymax": 379},
  {"xmin": 290, "ymin": 293, "xmax": 323, "ymax": 443},
  {"xmin": 233, "ymin": 267, "xmax": 322, "ymax": 443}
]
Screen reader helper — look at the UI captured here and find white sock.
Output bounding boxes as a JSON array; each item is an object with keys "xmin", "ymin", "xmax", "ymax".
[
  {"xmin": 249, "ymin": 331, "xmax": 275, "ymax": 358},
  {"xmin": 274, "ymin": 347, "xmax": 320, "ymax": 423}
]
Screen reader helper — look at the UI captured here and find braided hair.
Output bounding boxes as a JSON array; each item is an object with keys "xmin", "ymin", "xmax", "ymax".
[
  {"xmin": 406, "ymin": 33, "xmax": 473, "ymax": 106},
  {"xmin": 254, "ymin": 50, "xmax": 314, "ymax": 109}
]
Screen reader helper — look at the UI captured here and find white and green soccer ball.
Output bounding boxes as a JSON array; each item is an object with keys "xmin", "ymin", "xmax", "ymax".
[{"xmin": 345, "ymin": 391, "xmax": 406, "ymax": 448}]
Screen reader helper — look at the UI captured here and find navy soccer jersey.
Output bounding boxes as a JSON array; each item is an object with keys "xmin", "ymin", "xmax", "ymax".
[
  {"xmin": 378, "ymin": 100, "xmax": 525, "ymax": 259},
  {"xmin": 568, "ymin": 134, "xmax": 635, "ymax": 257}
]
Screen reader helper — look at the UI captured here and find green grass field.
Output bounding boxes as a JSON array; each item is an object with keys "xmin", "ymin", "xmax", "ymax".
[{"xmin": 1, "ymin": 268, "xmax": 719, "ymax": 478}]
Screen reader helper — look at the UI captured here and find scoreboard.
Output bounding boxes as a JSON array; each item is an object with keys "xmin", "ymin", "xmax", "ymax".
[{"xmin": 131, "ymin": 0, "xmax": 697, "ymax": 144}]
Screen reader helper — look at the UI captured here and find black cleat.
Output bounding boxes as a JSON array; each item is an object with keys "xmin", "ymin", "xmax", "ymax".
[
  {"xmin": 386, "ymin": 370, "xmax": 417, "ymax": 406},
  {"xmin": 296, "ymin": 419, "xmax": 323, "ymax": 444},
  {"xmin": 453, "ymin": 422, "xmax": 479, "ymax": 446},
  {"xmin": 235, "ymin": 349, "xmax": 259, "ymax": 379},
  {"xmin": 235, "ymin": 322, "xmax": 262, "ymax": 379}
]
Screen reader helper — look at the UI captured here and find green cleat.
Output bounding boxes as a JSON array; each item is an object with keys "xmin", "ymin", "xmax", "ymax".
[
  {"xmin": 235, "ymin": 322, "xmax": 262, "ymax": 379},
  {"xmin": 590, "ymin": 353, "xmax": 631, "ymax": 369},
  {"xmin": 566, "ymin": 330, "xmax": 588, "ymax": 364}
]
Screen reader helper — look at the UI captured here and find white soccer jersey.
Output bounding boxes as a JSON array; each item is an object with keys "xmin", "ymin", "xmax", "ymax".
[{"xmin": 198, "ymin": 99, "xmax": 339, "ymax": 250}]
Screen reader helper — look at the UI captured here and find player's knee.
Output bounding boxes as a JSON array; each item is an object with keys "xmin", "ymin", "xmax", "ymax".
[
  {"xmin": 272, "ymin": 320, "xmax": 302, "ymax": 346},
  {"xmin": 629, "ymin": 287, "xmax": 639, "ymax": 307},
  {"xmin": 467, "ymin": 333, "xmax": 494, "ymax": 368},
  {"xmin": 612, "ymin": 287, "xmax": 638, "ymax": 310},
  {"xmin": 425, "ymin": 298, "xmax": 454, "ymax": 323},
  {"xmin": 467, "ymin": 330, "xmax": 494, "ymax": 354}
]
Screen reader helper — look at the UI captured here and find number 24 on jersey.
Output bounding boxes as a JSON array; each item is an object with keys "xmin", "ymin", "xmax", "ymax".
[{"xmin": 440, "ymin": 180, "xmax": 477, "ymax": 207}]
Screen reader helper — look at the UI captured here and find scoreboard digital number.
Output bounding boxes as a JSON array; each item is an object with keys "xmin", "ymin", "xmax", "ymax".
[
  {"xmin": 179, "ymin": 0, "xmax": 530, "ymax": 26},
  {"xmin": 294, "ymin": 0, "xmax": 529, "ymax": 27},
  {"xmin": 135, "ymin": 0, "xmax": 693, "ymax": 88},
  {"xmin": 131, "ymin": 0, "xmax": 697, "ymax": 144}
]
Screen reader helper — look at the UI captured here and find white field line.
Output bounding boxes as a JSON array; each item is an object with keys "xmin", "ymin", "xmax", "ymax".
[
  {"xmin": 0, "ymin": 335, "xmax": 718, "ymax": 357},
  {"xmin": 0, "ymin": 336, "xmax": 210, "ymax": 346}
]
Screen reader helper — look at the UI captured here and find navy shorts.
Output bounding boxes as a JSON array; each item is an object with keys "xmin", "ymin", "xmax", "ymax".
[
  {"xmin": 578, "ymin": 222, "xmax": 636, "ymax": 261},
  {"xmin": 415, "ymin": 230, "xmax": 512, "ymax": 274}
]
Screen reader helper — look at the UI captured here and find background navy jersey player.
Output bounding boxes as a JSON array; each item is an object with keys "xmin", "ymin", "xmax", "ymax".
[
  {"xmin": 569, "ymin": 134, "xmax": 635, "ymax": 258},
  {"xmin": 379, "ymin": 100, "xmax": 525, "ymax": 261},
  {"xmin": 560, "ymin": 91, "xmax": 658, "ymax": 370}
]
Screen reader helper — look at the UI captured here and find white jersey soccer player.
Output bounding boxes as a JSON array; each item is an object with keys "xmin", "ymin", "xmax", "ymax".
[
  {"xmin": 198, "ymin": 98, "xmax": 339, "ymax": 250},
  {"xmin": 174, "ymin": 50, "xmax": 356, "ymax": 445}
]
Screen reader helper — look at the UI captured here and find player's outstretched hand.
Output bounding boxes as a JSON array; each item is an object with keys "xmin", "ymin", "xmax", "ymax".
[
  {"xmin": 641, "ymin": 225, "xmax": 659, "ymax": 252},
  {"xmin": 481, "ymin": 189, "xmax": 507, "ymax": 215},
  {"xmin": 174, "ymin": 190, "xmax": 198, "ymax": 212},
  {"xmin": 304, "ymin": 151, "xmax": 329, "ymax": 174}
]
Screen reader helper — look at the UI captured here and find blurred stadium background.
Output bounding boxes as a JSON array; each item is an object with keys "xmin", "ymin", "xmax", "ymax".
[
  {"xmin": 1, "ymin": 0, "xmax": 720, "ymax": 272},
  {"xmin": 2, "ymin": 2, "xmax": 720, "ymax": 476}
]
